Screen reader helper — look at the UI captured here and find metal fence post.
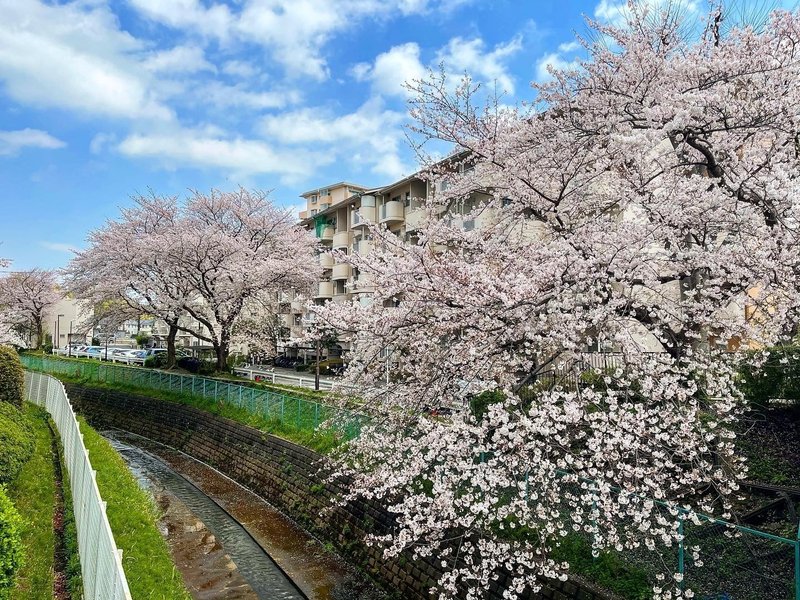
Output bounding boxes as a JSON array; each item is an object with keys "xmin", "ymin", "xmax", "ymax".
[
  {"xmin": 795, "ymin": 520, "xmax": 800, "ymax": 600},
  {"xmin": 677, "ymin": 511, "xmax": 685, "ymax": 591}
]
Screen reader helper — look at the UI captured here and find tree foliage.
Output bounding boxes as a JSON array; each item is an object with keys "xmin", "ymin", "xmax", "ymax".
[
  {"xmin": 0, "ymin": 347, "xmax": 24, "ymax": 408},
  {"xmin": 0, "ymin": 269, "xmax": 62, "ymax": 349},
  {"xmin": 67, "ymin": 188, "xmax": 320, "ymax": 370},
  {"xmin": 319, "ymin": 3, "xmax": 800, "ymax": 598}
]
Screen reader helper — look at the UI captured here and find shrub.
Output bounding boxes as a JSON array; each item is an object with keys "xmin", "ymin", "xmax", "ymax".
[
  {"xmin": 0, "ymin": 486, "xmax": 24, "ymax": 598},
  {"xmin": 738, "ymin": 345, "xmax": 800, "ymax": 405},
  {"xmin": 469, "ymin": 390, "xmax": 506, "ymax": 421},
  {"xmin": 0, "ymin": 404, "xmax": 34, "ymax": 484},
  {"xmin": 0, "ymin": 346, "xmax": 24, "ymax": 408},
  {"xmin": 177, "ymin": 356, "xmax": 201, "ymax": 373}
]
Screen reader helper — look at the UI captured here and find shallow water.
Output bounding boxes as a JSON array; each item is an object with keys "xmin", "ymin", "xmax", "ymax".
[{"xmin": 105, "ymin": 430, "xmax": 365, "ymax": 600}]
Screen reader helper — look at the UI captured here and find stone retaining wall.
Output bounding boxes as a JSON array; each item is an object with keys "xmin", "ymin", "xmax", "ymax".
[{"xmin": 65, "ymin": 383, "xmax": 610, "ymax": 600}]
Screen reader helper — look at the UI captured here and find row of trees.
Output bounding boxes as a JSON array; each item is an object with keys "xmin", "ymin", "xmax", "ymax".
[
  {"xmin": 315, "ymin": 3, "xmax": 800, "ymax": 598},
  {"xmin": 66, "ymin": 188, "xmax": 320, "ymax": 370}
]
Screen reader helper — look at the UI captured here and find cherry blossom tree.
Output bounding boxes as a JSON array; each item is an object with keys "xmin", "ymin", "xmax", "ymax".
[
  {"xmin": 318, "ymin": 3, "xmax": 800, "ymax": 598},
  {"xmin": 66, "ymin": 193, "xmax": 191, "ymax": 368},
  {"xmin": 175, "ymin": 188, "xmax": 320, "ymax": 370},
  {"xmin": 0, "ymin": 269, "xmax": 63, "ymax": 348},
  {"xmin": 68, "ymin": 189, "xmax": 320, "ymax": 371}
]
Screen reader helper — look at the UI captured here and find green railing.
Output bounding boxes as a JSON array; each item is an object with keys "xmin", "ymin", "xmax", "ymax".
[
  {"xmin": 22, "ymin": 354, "xmax": 800, "ymax": 597},
  {"xmin": 21, "ymin": 354, "xmax": 363, "ymax": 439},
  {"xmin": 545, "ymin": 471, "xmax": 800, "ymax": 599}
]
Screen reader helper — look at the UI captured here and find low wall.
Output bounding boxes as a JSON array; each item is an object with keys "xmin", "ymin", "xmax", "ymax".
[{"xmin": 65, "ymin": 383, "xmax": 609, "ymax": 600}]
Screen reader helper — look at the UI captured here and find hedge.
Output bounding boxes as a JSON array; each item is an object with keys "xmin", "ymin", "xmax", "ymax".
[
  {"xmin": 0, "ymin": 404, "xmax": 34, "ymax": 484},
  {"xmin": 0, "ymin": 486, "xmax": 24, "ymax": 599},
  {"xmin": 0, "ymin": 347, "xmax": 24, "ymax": 408}
]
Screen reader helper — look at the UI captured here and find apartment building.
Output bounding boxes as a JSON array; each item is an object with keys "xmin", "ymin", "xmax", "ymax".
[
  {"xmin": 282, "ymin": 171, "xmax": 482, "ymax": 358},
  {"xmin": 298, "ymin": 182, "xmax": 370, "ymax": 220}
]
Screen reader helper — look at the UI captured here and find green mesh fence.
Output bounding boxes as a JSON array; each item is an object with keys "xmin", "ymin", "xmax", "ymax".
[
  {"xmin": 20, "ymin": 354, "xmax": 363, "ymax": 440},
  {"xmin": 548, "ymin": 474, "xmax": 800, "ymax": 599}
]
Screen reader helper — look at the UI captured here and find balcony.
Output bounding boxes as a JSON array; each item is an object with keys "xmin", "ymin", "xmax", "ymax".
[
  {"xmin": 332, "ymin": 293, "xmax": 350, "ymax": 304},
  {"xmin": 318, "ymin": 226, "xmax": 334, "ymax": 242},
  {"xmin": 314, "ymin": 281, "xmax": 333, "ymax": 299},
  {"xmin": 279, "ymin": 314, "xmax": 293, "ymax": 327},
  {"xmin": 332, "ymin": 230, "xmax": 351, "ymax": 249},
  {"xmin": 352, "ymin": 206, "xmax": 376, "ymax": 228},
  {"xmin": 352, "ymin": 239, "xmax": 373, "ymax": 255},
  {"xmin": 290, "ymin": 299, "xmax": 305, "ymax": 313},
  {"xmin": 331, "ymin": 263, "xmax": 351, "ymax": 281},
  {"xmin": 352, "ymin": 275, "xmax": 375, "ymax": 294},
  {"xmin": 318, "ymin": 253, "xmax": 334, "ymax": 269},
  {"xmin": 379, "ymin": 200, "xmax": 404, "ymax": 224},
  {"xmin": 405, "ymin": 208, "xmax": 424, "ymax": 231}
]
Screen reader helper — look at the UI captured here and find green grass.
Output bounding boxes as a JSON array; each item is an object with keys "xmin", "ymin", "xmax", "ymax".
[
  {"xmin": 9, "ymin": 405, "xmax": 55, "ymax": 600},
  {"xmin": 22, "ymin": 354, "xmax": 361, "ymax": 453},
  {"xmin": 551, "ymin": 534, "xmax": 652, "ymax": 600},
  {"xmin": 57, "ymin": 372, "xmax": 346, "ymax": 454},
  {"xmin": 78, "ymin": 417, "xmax": 191, "ymax": 600}
]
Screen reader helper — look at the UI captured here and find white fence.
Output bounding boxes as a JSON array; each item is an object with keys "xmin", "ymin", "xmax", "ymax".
[
  {"xmin": 233, "ymin": 366, "xmax": 338, "ymax": 391},
  {"xmin": 24, "ymin": 371, "xmax": 133, "ymax": 600}
]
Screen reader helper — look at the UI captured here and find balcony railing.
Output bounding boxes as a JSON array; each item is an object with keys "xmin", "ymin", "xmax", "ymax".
[
  {"xmin": 379, "ymin": 200, "xmax": 404, "ymax": 223},
  {"xmin": 314, "ymin": 280, "xmax": 334, "ymax": 299},
  {"xmin": 332, "ymin": 230, "xmax": 351, "ymax": 249},
  {"xmin": 332, "ymin": 263, "xmax": 351, "ymax": 281}
]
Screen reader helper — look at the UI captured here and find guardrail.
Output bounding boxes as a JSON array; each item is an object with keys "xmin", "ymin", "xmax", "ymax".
[
  {"xmin": 22, "ymin": 354, "xmax": 363, "ymax": 439},
  {"xmin": 24, "ymin": 371, "xmax": 132, "ymax": 600},
  {"xmin": 233, "ymin": 366, "xmax": 338, "ymax": 391}
]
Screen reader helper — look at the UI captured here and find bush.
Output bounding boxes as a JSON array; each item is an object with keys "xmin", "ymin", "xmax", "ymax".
[
  {"xmin": 0, "ymin": 404, "xmax": 34, "ymax": 484},
  {"xmin": 738, "ymin": 345, "xmax": 800, "ymax": 405},
  {"xmin": 0, "ymin": 347, "xmax": 24, "ymax": 408},
  {"xmin": 177, "ymin": 356, "xmax": 201, "ymax": 373},
  {"xmin": 469, "ymin": 390, "xmax": 506, "ymax": 421},
  {"xmin": 0, "ymin": 486, "xmax": 24, "ymax": 598}
]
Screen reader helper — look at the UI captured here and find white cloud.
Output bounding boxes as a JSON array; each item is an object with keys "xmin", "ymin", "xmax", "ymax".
[
  {"xmin": 126, "ymin": 0, "xmax": 234, "ymax": 40},
  {"xmin": 436, "ymin": 35, "xmax": 523, "ymax": 93},
  {"xmin": 144, "ymin": 45, "xmax": 215, "ymax": 74},
  {"xmin": 0, "ymin": 0, "xmax": 173, "ymax": 121},
  {"xmin": 117, "ymin": 126, "xmax": 326, "ymax": 181},
  {"xmin": 0, "ymin": 129, "xmax": 65, "ymax": 156},
  {"xmin": 201, "ymin": 82, "xmax": 302, "ymax": 110},
  {"xmin": 89, "ymin": 133, "xmax": 117, "ymax": 154},
  {"xmin": 535, "ymin": 51, "xmax": 580, "ymax": 82},
  {"xmin": 353, "ymin": 43, "xmax": 427, "ymax": 98},
  {"xmin": 260, "ymin": 97, "xmax": 411, "ymax": 179},
  {"xmin": 222, "ymin": 60, "xmax": 260, "ymax": 79},
  {"xmin": 127, "ymin": 0, "xmax": 476, "ymax": 81},
  {"xmin": 40, "ymin": 241, "xmax": 79, "ymax": 253},
  {"xmin": 595, "ymin": 0, "xmax": 699, "ymax": 26},
  {"xmin": 354, "ymin": 34, "xmax": 523, "ymax": 98}
]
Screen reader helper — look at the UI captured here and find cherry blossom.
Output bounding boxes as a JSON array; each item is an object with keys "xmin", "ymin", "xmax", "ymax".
[{"xmin": 318, "ymin": 3, "xmax": 800, "ymax": 598}]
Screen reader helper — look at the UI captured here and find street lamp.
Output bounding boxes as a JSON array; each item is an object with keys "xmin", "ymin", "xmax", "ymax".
[{"xmin": 56, "ymin": 314, "xmax": 64, "ymax": 353}]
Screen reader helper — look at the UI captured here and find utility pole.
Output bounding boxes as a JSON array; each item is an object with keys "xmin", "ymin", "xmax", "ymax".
[
  {"xmin": 315, "ymin": 337, "xmax": 321, "ymax": 391},
  {"xmin": 68, "ymin": 321, "xmax": 73, "ymax": 357}
]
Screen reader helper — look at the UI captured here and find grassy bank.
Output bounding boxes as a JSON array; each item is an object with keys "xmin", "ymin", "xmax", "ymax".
[
  {"xmin": 9, "ymin": 405, "xmax": 55, "ymax": 600},
  {"xmin": 59, "ymin": 372, "xmax": 344, "ymax": 453},
  {"xmin": 77, "ymin": 416, "xmax": 192, "ymax": 600}
]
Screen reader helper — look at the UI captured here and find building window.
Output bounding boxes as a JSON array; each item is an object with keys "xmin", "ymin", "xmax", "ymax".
[
  {"xmin": 391, "ymin": 195, "xmax": 401, "ymax": 203},
  {"xmin": 311, "ymin": 209, "xmax": 318, "ymax": 216},
  {"xmin": 404, "ymin": 191, "xmax": 411, "ymax": 207},
  {"xmin": 311, "ymin": 195, "xmax": 318, "ymax": 204}
]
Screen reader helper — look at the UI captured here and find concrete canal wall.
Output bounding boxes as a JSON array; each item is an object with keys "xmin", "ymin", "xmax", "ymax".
[{"xmin": 65, "ymin": 383, "xmax": 610, "ymax": 600}]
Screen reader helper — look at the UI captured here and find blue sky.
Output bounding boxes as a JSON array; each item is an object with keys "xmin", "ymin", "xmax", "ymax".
[{"xmin": 0, "ymin": 0, "xmax": 773, "ymax": 270}]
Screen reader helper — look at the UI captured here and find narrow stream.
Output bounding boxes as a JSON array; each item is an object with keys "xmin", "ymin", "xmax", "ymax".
[{"xmin": 104, "ymin": 430, "xmax": 376, "ymax": 600}]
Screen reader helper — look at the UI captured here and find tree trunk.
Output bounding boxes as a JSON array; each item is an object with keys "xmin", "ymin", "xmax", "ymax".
[
  {"xmin": 166, "ymin": 321, "xmax": 178, "ymax": 369},
  {"xmin": 34, "ymin": 317, "xmax": 43, "ymax": 350},
  {"xmin": 214, "ymin": 336, "xmax": 230, "ymax": 372}
]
